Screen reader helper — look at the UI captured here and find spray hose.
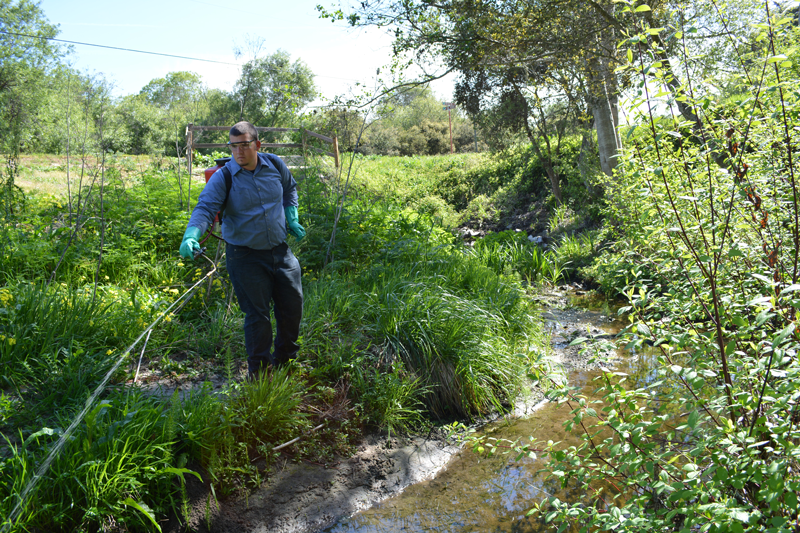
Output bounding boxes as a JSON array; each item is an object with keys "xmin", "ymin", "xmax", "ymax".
[{"xmin": 1, "ymin": 252, "xmax": 217, "ymax": 533}]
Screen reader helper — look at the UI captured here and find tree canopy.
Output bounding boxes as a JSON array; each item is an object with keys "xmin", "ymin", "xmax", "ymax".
[
  {"xmin": 0, "ymin": 0, "xmax": 62, "ymax": 215},
  {"xmin": 233, "ymin": 49, "xmax": 316, "ymax": 127}
]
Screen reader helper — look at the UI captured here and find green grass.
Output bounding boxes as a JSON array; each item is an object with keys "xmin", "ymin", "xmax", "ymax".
[
  {"xmin": 302, "ymin": 241, "xmax": 543, "ymax": 422},
  {"xmin": 0, "ymin": 151, "xmax": 552, "ymax": 531},
  {"xmin": 2, "ymin": 390, "xmax": 191, "ymax": 532}
]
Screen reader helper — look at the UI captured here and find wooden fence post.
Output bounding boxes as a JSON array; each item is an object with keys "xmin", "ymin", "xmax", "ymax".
[
  {"xmin": 333, "ymin": 136, "xmax": 340, "ymax": 169},
  {"xmin": 302, "ymin": 128, "xmax": 308, "ymax": 176},
  {"xmin": 186, "ymin": 123, "xmax": 193, "ymax": 212}
]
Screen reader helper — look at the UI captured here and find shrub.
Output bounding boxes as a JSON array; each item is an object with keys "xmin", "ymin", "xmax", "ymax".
[{"xmin": 536, "ymin": 5, "xmax": 800, "ymax": 532}]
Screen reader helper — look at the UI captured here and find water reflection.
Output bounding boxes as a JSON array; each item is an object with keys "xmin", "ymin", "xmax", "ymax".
[
  {"xmin": 325, "ymin": 395, "xmax": 594, "ymax": 532},
  {"xmin": 325, "ymin": 295, "xmax": 657, "ymax": 533}
]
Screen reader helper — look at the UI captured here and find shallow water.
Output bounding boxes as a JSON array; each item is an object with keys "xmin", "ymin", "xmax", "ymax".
[{"xmin": 324, "ymin": 290, "xmax": 658, "ymax": 533}]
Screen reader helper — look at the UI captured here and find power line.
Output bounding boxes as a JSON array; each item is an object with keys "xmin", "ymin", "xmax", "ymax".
[
  {"xmin": 0, "ymin": 29, "xmax": 241, "ymax": 66},
  {"xmin": 0, "ymin": 29, "xmax": 367, "ymax": 84}
]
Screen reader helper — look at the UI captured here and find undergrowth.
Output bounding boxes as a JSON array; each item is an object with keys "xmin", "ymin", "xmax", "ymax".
[{"xmin": 0, "ymin": 148, "xmax": 554, "ymax": 531}]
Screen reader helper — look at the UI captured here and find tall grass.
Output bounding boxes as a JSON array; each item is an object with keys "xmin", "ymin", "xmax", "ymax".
[
  {"xmin": 466, "ymin": 229, "xmax": 563, "ymax": 283},
  {"xmin": 1, "ymin": 390, "xmax": 191, "ymax": 532},
  {"xmin": 0, "ymin": 283, "xmax": 139, "ymax": 397},
  {"xmin": 302, "ymin": 240, "xmax": 542, "ymax": 422},
  {"xmin": 0, "ymin": 150, "xmax": 553, "ymax": 530}
]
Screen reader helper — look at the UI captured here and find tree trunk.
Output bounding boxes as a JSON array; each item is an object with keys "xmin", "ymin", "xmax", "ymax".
[
  {"xmin": 520, "ymin": 87, "xmax": 562, "ymax": 204},
  {"xmin": 523, "ymin": 116, "xmax": 562, "ymax": 204},
  {"xmin": 586, "ymin": 48, "xmax": 620, "ymax": 178},
  {"xmin": 528, "ymin": 139, "xmax": 562, "ymax": 204},
  {"xmin": 592, "ymin": 93, "xmax": 619, "ymax": 177},
  {"xmin": 578, "ymin": 128, "xmax": 603, "ymax": 197}
]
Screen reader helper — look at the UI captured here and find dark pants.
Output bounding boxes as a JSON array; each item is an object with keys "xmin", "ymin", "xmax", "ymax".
[{"xmin": 226, "ymin": 242, "xmax": 303, "ymax": 375}]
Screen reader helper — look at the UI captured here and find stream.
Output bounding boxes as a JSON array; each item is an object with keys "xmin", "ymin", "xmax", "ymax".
[{"xmin": 322, "ymin": 287, "xmax": 659, "ymax": 533}]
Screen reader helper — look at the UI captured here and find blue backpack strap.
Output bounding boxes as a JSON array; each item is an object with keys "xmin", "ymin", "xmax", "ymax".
[
  {"xmin": 213, "ymin": 157, "xmax": 233, "ymax": 221},
  {"xmin": 265, "ymin": 153, "xmax": 282, "ymax": 169},
  {"xmin": 221, "ymin": 165, "xmax": 232, "ymax": 205}
]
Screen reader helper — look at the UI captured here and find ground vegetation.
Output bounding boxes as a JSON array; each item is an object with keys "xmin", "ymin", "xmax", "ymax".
[
  {"xmin": 0, "ymin": 137, "xmax": 568, "ymax": 530},
  {"xmin": 6, "ymin": 0, "xmax": 800, "ymax": 531},
  {"xmin": 459, "ymin": 2, "xmax": 800, "ymax": 532}
]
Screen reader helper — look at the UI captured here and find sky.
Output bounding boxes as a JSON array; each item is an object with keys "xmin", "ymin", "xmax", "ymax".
[{"xmin": 37, "ymin": 0, "xmax": 456, "ymax": 104}]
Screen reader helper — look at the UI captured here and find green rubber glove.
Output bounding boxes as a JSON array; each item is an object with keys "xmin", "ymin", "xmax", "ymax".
[
  {"xmin": 284, "ymin": 206, "xmax": 306, "ymax": 240},
  {"xmin": 179, "ymin": 226, "xmax": 202, "ymax": 260}
]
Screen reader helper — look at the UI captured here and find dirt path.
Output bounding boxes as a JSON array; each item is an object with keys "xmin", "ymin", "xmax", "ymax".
[{"xmin": 165, "ymin": 285, "xmax": 618, "ymax": 533}]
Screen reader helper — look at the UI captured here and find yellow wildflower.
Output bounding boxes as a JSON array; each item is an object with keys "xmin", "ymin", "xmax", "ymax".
[
  {"xmin": 106, "ymin": 349, "xmax": 113, "ymax": 355},
  {"xmin": 8, "ymin": 338, "xmax": 15, "ymax": 346}
]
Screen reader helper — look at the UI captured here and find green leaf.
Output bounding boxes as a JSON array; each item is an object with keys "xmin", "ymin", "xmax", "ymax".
[
  {"xmin": 121, "ymin": 498, "xmax": 162, "ymax": 532},
  {"xmin": 687, "ymin": 410, "xmax": 699, "ymax": 429},
  {"xmin": 767, "ymin": 54, "xmax": 788, "ymax": 64},
  {"xmin": 24, "ymin": 427, "xmax": 60, "ymax": 445},
  {"xmin": 773, "ymin": 323, "xmax": 795, "ymax": 346},
  {"xmin": 157, "ymin": 467, "xmax": 203, "ymax": 483},
  {"xmin": 725, "ymin": 340, "xmax": 735, "ymax": 356},
  {"xmin": 731, "ymin": 315, "xmax": 747, "ymax": 328},
  {"xmin": 635, "ymin": 4, "xmax": 652, "ymax": 11},
  {"xmin": 785, "ymin": 491, "xmax": 798, "ymax": 510},
  {"xmin": 779, "ymin": 284, "xmax": 800, "ymax": 295}
]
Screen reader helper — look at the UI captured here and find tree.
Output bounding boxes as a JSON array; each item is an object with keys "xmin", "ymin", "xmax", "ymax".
[
  {"xmin": 362, "ymin": 85, "xmax": 476, "ymax": 155},
  {"xmin": 232, "ymin": 49, "xmax": 316, "ymax": 128},
  {"xmin": 456, "ymin": 65, "xmax": 584, "ymax": 203},
  {"xmin": 110, "ymin": 93, "xmax": 168, "ymax": 155},
  {"xmin": 0, "ymin": 0, "xmax": 61, "ymax": 217},
  {"xmin": 319, "ymin": 0, "xmax": 623, "ymax": 200},
  {"xmin": 140, "ymin": 71, "xmax": 206, "ymax": 156},
  {"xmin": 303, "ymin": 106, "xmax": 367, "ymax": 153},
  {"xmin": 537, "ymin": 5, "xmax": 800, "ymax": 531},
  {"xmin": 321, "ymin": 0, "xmax": 759, "ymax": 200},
  {"xmin": 140, "ymin": 71, "xmax": 208, "ymax": 209}
]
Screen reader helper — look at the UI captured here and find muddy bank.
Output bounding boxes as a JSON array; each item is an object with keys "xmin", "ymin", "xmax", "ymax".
[
  {"xmin": 167, "ymin": 430, "xmax": 460, "ymax": 533},
  {"xmin": 165, "ymin": 286, "xmax": 619, "ymax": 533}
]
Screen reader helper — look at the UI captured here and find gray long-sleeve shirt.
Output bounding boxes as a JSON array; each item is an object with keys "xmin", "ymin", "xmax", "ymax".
[{"xmin": 188, "ymin": 153, "xmax": 299, "ymax": 250}]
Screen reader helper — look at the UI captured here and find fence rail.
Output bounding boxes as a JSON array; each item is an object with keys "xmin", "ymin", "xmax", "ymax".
[{"xmin": 185, "ymin": 124, "xmax": 340, "ymax": 177}]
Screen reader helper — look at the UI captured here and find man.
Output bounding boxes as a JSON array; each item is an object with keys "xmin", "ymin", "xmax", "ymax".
[{"xmin": 179, "ymin": 121, "xmax": 306, "ymax": 378}]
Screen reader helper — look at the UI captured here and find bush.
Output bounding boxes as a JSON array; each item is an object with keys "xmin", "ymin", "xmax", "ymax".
[{"xmin": 536, "ymin": 6, "xmax": 800, "ymax": 532}]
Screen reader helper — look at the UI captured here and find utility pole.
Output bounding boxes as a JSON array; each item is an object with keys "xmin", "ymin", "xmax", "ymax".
[{"xmin": 443, "ymin": 102, "xmax": 456, "ymax": 154}]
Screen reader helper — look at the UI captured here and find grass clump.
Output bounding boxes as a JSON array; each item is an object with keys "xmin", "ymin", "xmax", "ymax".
[
  {"xmin": 1, "ymin": 390, "xmax": 194, "ymax": 532},
  {"xmin": 0, "ymin": 149, "xmax": 552, "ymax": 530},
  {"xmin": 303, "ymin": 240, "xmax": 542, "ymax": 424}
]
